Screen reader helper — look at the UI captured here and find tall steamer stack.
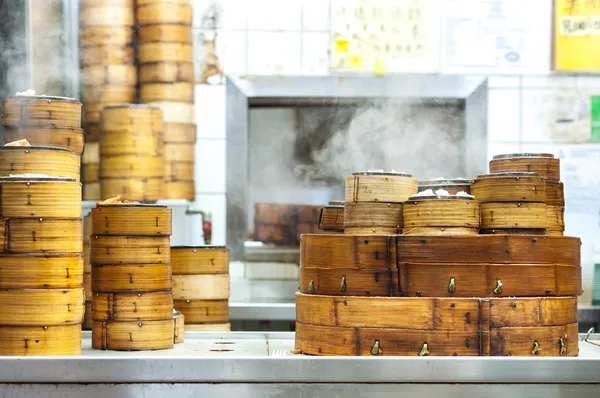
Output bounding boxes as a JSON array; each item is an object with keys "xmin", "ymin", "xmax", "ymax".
[
  {"xmin": 91, "ymin": 204, "xmax": 174, "ymax": 350},
  {"xmin": 79, "ymin": 0, "xmax": 137, "ymax": 200},
  {"xmin": 137, "ymin": 0, "xmax": 196, "ymax": 200},
  {"xmin": 0, "ymin": 96, "xmax": 84, "ymax": 356}
]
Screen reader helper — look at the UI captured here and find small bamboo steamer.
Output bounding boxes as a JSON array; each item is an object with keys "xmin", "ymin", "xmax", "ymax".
[
  {"xmin": 79, "ymin": 6, "xmax": 135, "ymax": 27},
  {"xmin": 173, "ymin": 311, "xmax": 185, "ymax": 344},
  {"xmin": 91, "ymin": 236, "xmax": 170, "ymax": 264},
  {"xmin": 83, "ymin": 300, "xmax": 93, "ymax": 330},
  {"xmin": 82, "ymin": 164, "xmax": 100, "ymax": 183},
  {"xmin": 0, "ymin": 324, "xmax": 82, "ymax": 356},
  {"xmin": 91, "ymin": 205, "xmax": 172, "ymax": 236},
  {"xmin": 418, "ymin": 178, "xmax": 471, "ymax": 194},
  {"xmin": 402, "ymin": 196, "xmax": 480, "ymax": 229},
  {"xmin": 137, "ymin": 3, "xmax": 192, "ymax": 25},
  {"xmin": 163, "ymin": 181, "xmax": 195, "ymax": 200},
  {"xmin": 402, "ymin": 227, "xmax": 479, "ymax": 236},
  {"xmin": 0, "ymin": 254, "xmax": 83, "ymax": 289},
  {"xmin": 80, "ymin": 84, "xmax": 136, "ymax": 104},
  {"xmin": 100, "ymin": 130, "xmax": 161, "ymax": 156},
  {"xmin": 83, "ymin": 183, "xmax": 101, "ymax": 200},
  {"xmin": 2, "ymin": 218, "xmax": 83, "ymax": 253},
  {"xmin": 345, "ymin": 171, "xmax": 418, "ymax": 203},
  {"xmin": 164, "ymin": 123, "xmax": 196, "ymax": 143},
  {"xmin": 490, "ymin": 153, "xmax": 560, "ymax": 182},
  {"xmin": 173, "ymin": 274, "xmax": 230, "ymax": 300},
  {"xmin": 92, "ymin": 319, "xmax": 173, "ymax": 351},
  {"xmin": 0, "ymin": 288, "xmax": 84, "ymax": 326},
  {"xmin": 546, "ymin": 181, "xmax": 565, "ymax": 206},
  {"xmin": 79, "ymin": 26, "xmax": 134, "ymax": 47},
  {"xmin": 174, "ymin": 299, "xmax": 229, "ymax": 324},
  {"xmin": 139, "ymin": 43, "xmax": 193, "ymax": 63},
  {"xmin": 164, "ymin": 143, "xmax": 194, "ymax": 162},
  {"xmin": 3, "ymin": 127, "xmax": 84, "ymax": 155},
  {"xmin": 2, "ymin": 96, "xmax": 82, "ymax": 129},
  {"xmin": 139, "ymin": 63, "xmax": 194, "ymax": 83},
  {"xmin": 480, "ymin": 202, "xmax": 547, "ymax": 229},
  {"xmin": 138, "ymin": 25, "xmax": 193, "ymax": 43},
  {"xmin": 0, "ymin": 177, "xmax": 81, "ymax": 218},
  {"xmin": 171, "ymin": 246, "xmax": 229, "ymax": 275},
  {"xmin": 146, "ymin": 102, "xmax": 194, "ymax": 123},
  {"xmin": 80, "ymin": 65, "xmax": 137, "ymax": 86},
  {"xmin": 186, "ymin": 323, "xmax": 231, "ymax": 332},
  {"xmin": 139, "ymin": 83, "xmax": 194, "ymax": 103},
  {"xmin": 101, "ymin": 104, "xmax": 163, "ymax": 133},
  {"xmin": 82, "ymin": 142, "xmax": 100, "ymax": 164},
  {"xmin": 79, "ymin": 45, "xmax": 135, "ymax": 66},
  {"xmin": 165, "ymin": 162, "xmax": 194, "ymax": 181},
  {"xmin": 100, "ymin": 177, "xmax": 164, "ymax": 201},
  {"xmin": 547, "ymin": 205, "xmax": 565, "ymax": 236},
  {"xmin": 92, "ymin": 291, "xmax": 174, "ymax": 321},
  {"xmin": 344, "ymin": 201, "xmax": 403, "ymax": 234},
  {"xmin": 319, "ymin": 204, "xmax": 344, "ymax": 232},
  {"xmin": 100, "ymin": 155, "xmax": 164, "ymax": 178},
  {"xmin": 92, "ymin": 263, "xmax": 172, "ymax": 292},
  {"xmin": 84, "ymin": 123, "xmax": 102, "ymax": 142},
  {"xmin": 470, "ymin": 172, "xmax": 546, "ymax": 203}
]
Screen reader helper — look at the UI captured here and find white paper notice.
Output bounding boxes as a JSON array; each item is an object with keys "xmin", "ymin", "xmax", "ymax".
[{"xmin": 442, "ymin": 0, "xmax": 552, "ymax": 74}]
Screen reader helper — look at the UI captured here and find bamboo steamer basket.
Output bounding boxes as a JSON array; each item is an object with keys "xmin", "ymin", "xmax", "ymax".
[
  {"xmin": 80, "ymin": 84, "xmax": 136, "ymax": 104},
  {"xmin": 100, "ymin": 130, "xmax": 161, "ymax": 156},
  {"xmin": 92, "ymin": 263, "xmax": 172, "ymax": 292},
  {"xmin": 101, "ymin": 104, "xmax": 163, "ymax": 133},
  {"xmin": 402, "ymin": 195, "xmax": 480, "ymax": 235},
  {"xmin": 79, "ymin": 6, "xmax": 135, "ymax": 27},
  {"xmin": 83, "ymin": 300, "xmax": 93, "ymax": 330},
  {"xmin": 92, "ymin": 205, "xmax": 172, "ymax": 236},
  {"xmin": 319, "ymin": 203, "xmax": 344, "ymax": 232},
  {"xmin": 80, "ymin": 45, "xmax": 135, "ymax": 66},
  {"xmin": 0, "ymin": 147, "xmax": 80, "ymax": 180},
  {"xmin": 490, "ymin": 153, "xmax": 560, "ymax": 182},
  {"xmin": 100, "ymin": 177, "xmax": 164, "ymax": 201},
  {"xmin": 80, "ymin": 65, "xmax": 137, "ymax": 86},
  {"xmin": 92, "ymin": 291, "xmax": 174, "ymax": 321},
  {"xmin": 480, "ymin": 202, "xmax": 547, "ymax": 230},
  {"xmin": 84, "ymin": 272, "xmax": 92, "ymax": 298},
  {"xmin": 344, "ymin": 201, "xmax": 403, "ymax": 234},
  {"xmin": 164, "ymin": 143, "xmax": 194, "ymax": 162},
  {"xmin": 138, "ymin": 25, "xmax": 193, "ymax": 43},
  {"xmin": 137, "ymin": 3, "xmax": 192, "ymax": 25},
  {"xmin": 174, "ymin": 299, "xmax": 228, "ymax": 324},
  {"xmin": 3, "ymin": 127, "xmax": 84, "ymax": 155},
  {"xmin": 470, "ymin": 172, "xmax": 546, "ymax": 203},
  {"xmin": 186, "ymin": 323, "xmax": 231, "ymax": 332},
  {"xmin": 139, "ymin": 43, "xmax": 193, "ymax": 63},
  {"xmin": 0, "ymin": 324, "xmax": 82, "ymax": 356},
  {"xmin": 0, "ymin": 288, "xmax": 84, "ymax": 325},
  {"xmin": 82, "ymin": 164, "xmax": 99, "ymax": 183},
  {"xmin": 139, "ymin": 63, "xmax": 194, "ymax": 83},
  {"xmin": 146, "ymin": 102, "xmax": 194, "ymax": 123},
  {"xmin": 0, "ymin": 254, "xmax": 83, "ymax": 289},
  {"xmin": 418, "ymin": 178, "xmax": 471, "ymax": 194},
  {"xmin": 547, "ymin": 205, "xmax": 565, "ymax": 236},
  {"xmin": 172, "ymin": 274, "xmax": 230, "ymax": 300},
  {"xmin": 1, "ymin": 218, "xmax": 83, "ymax": 253},
  {"xmin": 79, "ymin": 26, "xmax": 134, "ymax": 47},
  {"xmin": 91, "ymin": 236, "xmax": 171, "ymax": 264},
  {"xmin": 404, "ymin": 227, "xmax": 481, "ymax": 236},
  {"xmin": 165, "ymin": 162, "xmax": 194, "ymax": 181},
  {"xmin": 546, "ymin": 181, "xmax": 565, "ymax": 206},
  {"xmin": 139, "ymin": 82, "xmax": 194, "ymax": 103},
  {"xmin": 163, "ymin": 181, "xmax": 195, "ymax": 200},
  {"xmin": 300, "ymin": 266, "xmax": 400, "ymax": 296},
  {"xmin": 164, "ymin": 123, "xmax": 196, "ymax": 143},
  {"xmin": 84, "ymin": 123, "xmax": 102, "ymax": 142},
  {"xmin": 100, "ymin": 155, "xmax": 164, "ymax": 178},
  {"xmin": 92, "ymin": 319, "xmax": 174, "ymax": 350},
  {"xmin": 0, "ymin": 177, "xmax": 81, "ymax": 218},
  {"xmin": 2, "ymin": 96, "xmax": 82, "ymax": 129},
  {"xmin": 83, "ymin": 182, "xmax": 101, "ymax": 200},
  {"xmin": 254, "ymin": 203, "xmax": 321, "ymax": 246},
  {"xmin": 173, "ymin": 310, "xmax": 184, "ymax": 344},
  {"xmin": 82, "ymin": 142, "xmax": 100, "ymax": 164},
  {"xmin": 171, "ymin": 246, "xmax": 229, "ymax": 275},
  {"xmin": 396, "ymin": 235, "xmax": 581, "ymax": 265},
  {"xmin": 345, "ymin": 171, "xmax": 418, "ymax": 203},
  {"xmin": 479, "ymin": 228, "xmax": 548, "ymax": 235}
]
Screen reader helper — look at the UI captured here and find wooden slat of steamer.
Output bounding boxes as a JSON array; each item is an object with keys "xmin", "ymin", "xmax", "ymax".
[
  {"xmin": 546, "ymin": 181, "xmax": 565, "ymax": 206},
  {"xmin": 137, "ymin": 3, "xmax": 193, "ymax": 25},
  {"xmin": 80, "ymin": 84, "xmax": 136, "ymax": 104},
  {"xmin": 139, "ymin": 43, "xmax": 193, "ymax": 63},
  {"xmin": 92, "ymin": 291, "xmax": 174, "ymax": 321},
  {"xmin": 165, "ymin": 162, "xmax": 195, "ymax": 181},
  {"xmin": 490, "ymin": 323, "xmax": 578, "ymax": 356},
  {"xmin": 301, "ymin": 234, "xmax": 397, "ymax": 269},
  {"xmin": 84, "ymin": 123, "xmax": 101, "ymax": 142},
  {"xmin": 3, "ymin": 127, "xmax": 84, "ymax": 155},
  {"xmin": 79, "ymin": 6, "xmax": 134, "ymax": 26},
  {"xmin": 397, "ymin": 235, "xmax": 581, "ymax": 265},
  {"xmin": 487, "ymin": 297, "xmax": 577, "ymax": 328},
  {"xmin": 299, "ymin": 266, "xmax": 400, "ymax": 296},
  {"xmin": 173, "ymin": 311, "xmax": 185, "ymax": 344},
  {"xmin": 83, "ymin": 300, "xmax": 93, "ymax": 330},
  {"xmin": 547, "ymin": 205, "xmax": 565, "ymax": 234},
  {"xmin": 83, "ymin": 104, "xmax": 104, "ymax": 125},
  {"xmin": 0, "ymin": 254, "xmax": 83, "ymax": 289},
  {"xmin": 100, "ymin": 130, "xmax": 161, "ymax": 156},
  {"xmin": 139, "ymin": 82, "xmax": 194, "ymax": 103},
  {"xmin": 146, "ymin": 102, "xmax": 195, "ymax": 124},
  {"xmin": 0, "ymin": 147, "xmax": 80, "ymax": 180},
  {"xmin": 345, "ymin": 172, "xmax": 418, "ymax": 203},
  {"xmin": 470, "ymin": 173, "xmax": 546, "ymax": 202},
  {"xmin": 402, "ymin": 227, "xmax": 479, "ymax": 236},
  {"xmin": 84, "ymin": 272, "xmax": 92, "ymax": 299},
  {"xmin": 100, "ymin": 177, "xmax": 164, "ymax": 202},
  {"xmin": 489, "ymin": 154, "xmax": 560, "ymax": 181},
  {"xmin": 185, "ymin": 323, "xmax": 231, "ymax": 332},
  {"xmin": 83, "ymin": 182, "xmax": 101, "ymax": 200},
  {"xmin": 92, "ymin": 320, "xmax": 173, "ymax": 351},
  {"xmin": 79, "ymin": 26, "xmax": 134, "ymax": 47},
  {"xmin": 92, "ymin": 263, "xmax": 172, "ymax": 292},
  {"xmin": 479, "ymin": 228, "xmax": 547, "ymax": 235},
  {"xmin": 172, "ymin": 274, "xmax": 230, "ymax": 300},
  {"xmin": 138, "ymin": 25, "xmax": 193, "ymax": 43},
  {"xmin": 344, "ymin": 202, "xmax": 403, "ymax": 234},
  {"xmin": 398, "ymin": 263, "xmax": 581, "ymax": 297},
  {"xmin": 480, "ymin": 202, "xmax": 547, "ymax": 229},
  {"xmin": 80, "ymin": 65, "xmax": 137, "ymax": 86},
  {"xmin": 91, "ymin": 236, "xmax": 170, "ymax": 264},
  {"xmin": 163, "ymin": 123, "xmax": 196, "ymax": 143},
  {"xmin": 2, "ymin": 96, "xmax": 82, "ymax": 129},
  {"xmin": 403, "ymin": 198, "xmax": 480, "ymax": 228},
  {"xmin": 319, "ymin": 205, "xmax": 344, "ymax": 232},
  {"xmin": 0, "ymin": 179, "xmax": 81, "ymax": 218},
  {"xmin": 163, "ymin": 143, "xmax": 195, "ymax": 162},
  {"xmin": 0, "ymin": 288, "xmax": 84, "ymax": 326},
  {"xmin": 171, "ymin": 246, "xmax": 229, "ymax": 275},
  {"xmin": 2, "ymin": 218, "xmax": 82, "ymax": 253},
  {"xmin": 80, "ymin": 45, "xmax": 135, "ymax": 67},
  {"xmin": 101, "ymin": 105, "xmax": 163, "ymax": 133},
  {"xmin": 0, "ymin": 324, "xmax": 82, "ymax": 356},
  {"xmin": 162, "ymin": 181, "xmax": 195, "ymax": 200},
  {"xmin": 91, "ymin": 206, "xmax": 172, "ymax": 236},
  {"xmin": 174, "ymin": 299, "xmax": 229, "ymax": 323},
  {"xmin": 99, "ymin": 155, "xmax": 164, "ymax": 178},
  {"xmin": 139, "ymin": 63, "xmax": 194, "ymax": 83}
]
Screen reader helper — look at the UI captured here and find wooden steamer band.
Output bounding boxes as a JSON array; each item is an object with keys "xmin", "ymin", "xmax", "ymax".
[
  {"xmin": 138, "ymin": 43, "xmax": 193, "ymax": 64},
  {"xmin": 1, "ymin": 218, "xmax": 83, "ymax": 253},
  {"xmin": 171, "ymin": 246, "xmax": 229, "ymax": 274},
  {"xmin": 345, "ymin": 172, "xmax": 418, "ymax": 203},
  {"xmin": 173, "ymin": 274, "xmax": 229, "ymax": 300},
  {"xmin": 470, "ymin": 173, "xmax": 546, "ymax": 202},
  {"xmin": 0, "ymin": 178, "xmax": 81, "ymax": 218},
  {"xmin": 0, "ymin": 288, "xmax": 84, "ymax": 325},
  {"xmin": 80, "ymin": 45, "xmax": 135, "ymax": 67},
  {"xmin": 140, "ymin": 63, "xmax": 194, "ymax": 83},
  {"xmin": 2, "ymin": 96, "xmax": 82, "ymax": 129},
  {"xmin": 79, "ymin": 6, "xmax": 135, "ymax": 27},
  {"xmin": 0, "ymin": 254, "xmax": 83, "ymax": 288},
  {"xmin": 489, "ymin": 153, "xmax": 560, "ymax": 181},
  {"xmin": 101, "ymin": 178, "xmax": 164, "ymax": 201},
  {"xmin": 136, "ymin": 3, "xmax": 193, "ymax": 25},
  {"xmin": 92, "ymin": 320, "xmax": 174, "ymax": 351},
  {"xmin": 295, "ymin": 294, "xmax": 578, "ymax": 357},
  {"xmin": 402, "ymin": 196, "xmax": 479, "ymax": 235},
  {"xmin": 174, "ymin": 299, "xmax": 229, "ymax": 324},
  {"xmin": 80, "ymin": 85, "xmax": 136, "ymax": 104},
  {"xmin": 80, "ymin": 64, "xmax": 137, "ymax": 86},
  {"xmin": 92, "ymin": 291, "xmax": 174, "ymax": 321},
  {"xmin": 80, "ymin": 26, "xmax": 134, "ymax": 47},
  {"xmin": 0, "ymin": 147, "xmax": 81, "ymax": 181},
  {"xmin": 344, "ymin": 202, "xmax": 403, "ymax": 234},
  {"xmin": 164, "ymin": 123, "xmax": 196, "ymax": 143},
  {"xmin": 140, "ymin": 82, "xmax": 194, "ymax": 103},
  {"xmin": 0, "ymin": 325, "xmax": 82, "ymax": 356},
  {"xmin": 3, "ymin": 127, "xmax": 84, "ymax": 155},
  {"xmin": 254, "ymin": 203, "xmax": 321, "ymax": 245},
  {"xmin": 91, "ymin": 206, "xmax": 172, "ymax": 235},
  {"xmin": 138, "ymin": 25, "xmax": 193, "ymax": 43}
]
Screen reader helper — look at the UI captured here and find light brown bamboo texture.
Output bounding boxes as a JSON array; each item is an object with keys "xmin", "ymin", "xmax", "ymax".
[
  {"xmin": 92, "ymin": 263, "xmax": 172, "ymax": 292},
  {"xmin": 344, "ymin": 202, "xmax": 403, "ymax": 234},
  {"xmin": 402, "ymin": 227, "xmax": 479, "ymax": 236},
  {"xmin": 84, "ymin": 123, "xmax": 101, "ymax": 142},
  {"xmin": 172, "ymin": 274, "xmax": 230, "ymax": 300},
  {"xmin": 470, "ymin": 174, "xmax": 546, "ymax": 203},
  {"xmin": 80, "ymin": 84, "xmax": 136, "ymax": 104},
  {"xmin": 0, "ymin": 254, "xmax": 83, "ymax": 289},
  {"xmin": 92, "ymin": 291, "xmax": 174, "ymax": 321},
  {"xmin": 79, "ymin": 6, "xmax": 135, "ymax": 26},
  {"xmin": 345, "ymin": 174, "xmax": 418, "ymax": 203},
  {"xmin": 0, "ymin": 288, "xmax": 84, "ymax": 325},
  {"xmin": 145, "ymin": 102, "xmax": 194, "ymax": 123},
  {"xmin": 174, "ymin": 299, "xmax": 229, "ymax": 324},
  {"xmin": 163, "ymin": 181, "xmax": 195, "ymax": 200},
  {"xmin": 163, "ymin": 123, "xmax": 196, "ymax": 143},
  {"xmin": 2, "ymin": 96, "xmax": 82, "ymax": 128},
  {"xmin": 165, "ymin": 162, "xmax": 194, "ymax": 181},
  {"xmin": 92, "ymin": 320, "xmax": 173, "ymax": 350},
  {"xmin": 403, "ymin": 198, "xmax": 480, "ymax": 228},
  {"xmin": 100, "ymin": 130, "xmax": 161, "ymax": 156},
  {"xmin": 83, "ymin": 183, "xmax": 101, "ymax": 200},
  {"xmin": 0, "ymin": 148, "xmax": 80, "ymax": 180},
  {"xmin": 186, "ymin": 323, "xmax": 231, "ymax": 332},
  {"xmin": 1, "ymin": 218, "xmax": 82, "ymax": 253},
  {"xmin": 80, "ymin": 45, "xmax": 135, "ymax": 66},
  {"xmin": 171, "ymin": 246, "xmax": 229, "ymax": 274},
  {"xmin": 99, "ymin": 155, "xmax": 164, "ymax": 178},
  {"xmin": 3, "ymin": 127, "xmax": 84, "ymax": 155},
  {"xmin": 489, "ymin": 155, "xmax": 560, "ymax": 181},
  {"xmin": 0, "ymin": 180, "xmax": 81, "ymax": 218},
  {"xmin": 319, "ymin": 205, "xmax": 344, "ymax": 232},
  {"xmin": 139, "ymin": 83, "xmax": 194, "ymax": 103},
  {"xmin": 82, "ymin": 142, "xmax": 100, "ymax": 164},
  {"xmin": 83, "ymin": 300, "xmax": 93, "ymax": 330},
  {"xmin": 80, "ymin": 65, "xmax": 137, "ymax": 86},
  {"xmin": 480, "ymin": 202, "xmax": 547, "ymax": 229},
  {"xmin": 100, "ymin": 177, "xmax": 164, "ymax": 201},
  {"xmin": 79, "ymin": 26, "xmax": 134, "ymax": 47},
  {"xmin": 546, "ymin": 181, "xmax": 565, "ymax": 206},
  {"xmin": 0, "ymin": 325, "xmax": 82, "ymax": 356},
  {"xmin": 174, "ymin": 311, "xmax": 185, "ymax": 343},
  {"xmin": 139, "ymin": 63, "xmax": 195, "ymax": 83},
  {"xmin": 138, "ymin": 25, "xmax": 193, "ymax": 43},
  {"xmin": 138, "ymin": 43, "xmax": 193, "ymax": 63},
  {"xmin": 90, "ymin": 235, "xmax": 170, "ymax": 264},
  {"xmin": 163, "ymin": 143, "xmax": 195, "ymax": 161},
  {"xmin": 136, "ymin": 3, "xmax": 192, "ymax": 24},
  {"xmin": 101, "ymin": 105, "xmax": 163, "ymax": 134},
  {"xmin": 91, "ymin": 206, "xmax": 172, "ymax": 236},
  {"xmin": 547, "ymin": 205, "xmax": 565, "ymax": 235}
]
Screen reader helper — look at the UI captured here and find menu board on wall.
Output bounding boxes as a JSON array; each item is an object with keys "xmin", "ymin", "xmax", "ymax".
[
  {"xmin": 554, "ymin": 0, "xmax": 600, "ymax": 71},
  {"xmin": 441, "ymin": 0, "xmax": 552, "ymax": 74},
  {"xmin": 330, "ymin": 0, "xmax": 442, "ymax": 74}
]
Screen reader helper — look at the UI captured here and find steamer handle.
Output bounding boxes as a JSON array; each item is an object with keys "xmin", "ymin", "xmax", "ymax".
[{"xmin": 185, "ymin": 208, "xmax": 212, "ymax": 245}]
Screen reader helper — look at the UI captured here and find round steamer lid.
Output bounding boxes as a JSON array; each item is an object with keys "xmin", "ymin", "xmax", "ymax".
[
  {"xmin": 103, "ymin": 104, "xmax": 160, "ymax": 111},
  {"xmin": 409, "ymin": 195, "xmax": 474, "ymax": 201},
  {"xmin": 97, "ymin": 203, "xmax": 168, "ymax": 208},
  {"xmin": 0, "ymin": 145, "xmax": 74, "ymax": 153},
  {"xmin": 353, "ymin": 171, "xmax": 413, "ymax": 177},
  {"xmin": 6, "ymin": 95, "xmax": 79, "ymax": 102},
  {"xmin": 476, "ymin": 172, "xmax": 540, "ymax": 178},
  {"xmin": 171, "ymin": 245, "xmax": 227, "ymax": 249},
  {"xmin": 492, "ymin": 153, "xmax": 555, "ymax": 159},
  {"xmin": 0, "ymin": 176, "xmax": 76, "ymax": 182}
]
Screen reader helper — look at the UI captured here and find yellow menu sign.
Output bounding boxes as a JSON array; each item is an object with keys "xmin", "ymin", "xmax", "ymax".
[{"xmin": 554, "ymin": 0, "xmax": 600, "ymax": 71}]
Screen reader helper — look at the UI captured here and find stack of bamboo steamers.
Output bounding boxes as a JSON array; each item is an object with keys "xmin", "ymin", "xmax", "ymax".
[
  {"xmin": 0, "ymin": 96, "xmax": 84, "ymax": 355},
  {"xmin": 137, "ymin": 0, "xmax": 196, "ymax": 200},
  {"xmin": 296, "ymin": 155, "xmax": 581, "ymax": 357},
  {"xmin": 79, "ymin": 0, "xmax": 137, "ymax": 200}
]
